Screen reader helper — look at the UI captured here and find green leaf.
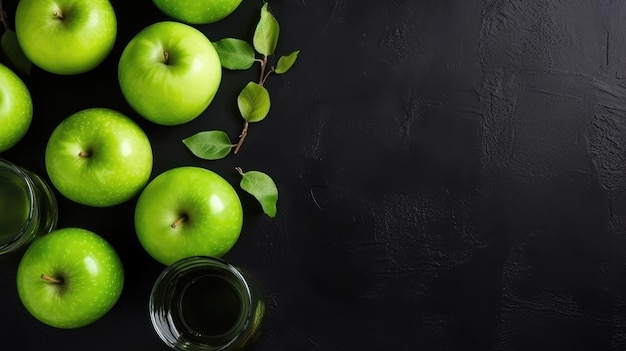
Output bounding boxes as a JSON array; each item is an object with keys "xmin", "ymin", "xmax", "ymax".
[
  {"xmin": 182, "ymin": 131, "xmax": 233, "ymax": 160},
  {"xmin": 213, "ymin": 38, "xmax": 255, "ymax": 70},
  {"xmin": 275, "ymin": 50, "xmax": 300, "ymax": 74},
  {"xmin": 236, "ymin": 167, "xmax": 278, "ymax": 218},
  {"xmin": 253, "ymin": 3, "xmax": 280, "ymax": 56},
  {"xmin": 237, "ymin": 82, "xmax": 270, "ymax": 123},
  {"xmin": 1, "ymin": 31, "xmax": 31, "ymax": 76}
]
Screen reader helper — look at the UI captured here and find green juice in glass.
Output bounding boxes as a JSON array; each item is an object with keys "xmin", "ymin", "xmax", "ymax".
[
  {"xmin": 0, "ymin": 159, "xmax": 57, "ymax": 256},
  {"xmin": 0, "ymin": 168, "xmax": 31, "ymax": 246}
]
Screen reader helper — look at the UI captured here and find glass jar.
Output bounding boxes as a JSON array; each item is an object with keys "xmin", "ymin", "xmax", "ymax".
[
  {"xmin": 0, "ymin": 158, "xmax": 58, "ymax": 256},
  {"xmin": 149, "ymin": 256, "xmax": 265, "ymax": 351}
]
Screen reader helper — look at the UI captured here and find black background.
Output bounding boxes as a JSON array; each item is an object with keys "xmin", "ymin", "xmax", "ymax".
[{"xmin": 2, "ymin": 0, "xmax": 626, "ymax": 350}]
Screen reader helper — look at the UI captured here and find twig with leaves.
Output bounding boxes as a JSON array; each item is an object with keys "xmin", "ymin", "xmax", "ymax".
[
  {"xmin": 182, "ymin": 3, "xmax": 299, "ymax": 218},
  {"xmin": 183, "ymin": 3, "xmax": 299, "ymax": 160}
]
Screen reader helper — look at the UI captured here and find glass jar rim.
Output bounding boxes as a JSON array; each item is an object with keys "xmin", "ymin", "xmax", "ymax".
[
  {"xmin": 0, "ymin": 158, "xmax": 38, "ymax": 253},
  {"xmin": 149, "ymin": 256, "xmax": 257, "ymax": 351}
]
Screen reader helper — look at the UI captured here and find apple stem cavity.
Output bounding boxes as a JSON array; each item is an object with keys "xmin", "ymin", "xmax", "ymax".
[
  {"xmin": 41, "ymin": 274, "xmax": 63, "ymax": 284},
  {"xmin": 171, "ymin": 215, "xmax": 188, "ymax": 229}
]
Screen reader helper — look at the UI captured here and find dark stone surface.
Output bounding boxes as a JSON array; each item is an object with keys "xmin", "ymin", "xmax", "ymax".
[{"xmin": 1, "ymin": 0, "xmax": 626, "ymax": 350}]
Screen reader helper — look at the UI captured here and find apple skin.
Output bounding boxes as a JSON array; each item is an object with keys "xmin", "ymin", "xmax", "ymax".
[
  {"xmin": 118, "ymin": 21, "xmax": 222, "ymax": 126},
  {"xmin": 135, "ymin": 166, "xmax": 243, "ymax": 265},
  {"xmin": 16, "ymin": 227, "xmax": 124, "ymax": 329},
  {"xmin": 15, "ymin": 0, "xmax": 117, "ymax": 75},
  {"xmin": 152, "ymin": 0, "xmax": 243, "ymax": 24},
  {"xmin": 0, "ymin": 63, "xmax": 32, "ymax": 152},
  {"xmin": 45, "ymin": 108, "xmax": 153, "ymax": 207}
]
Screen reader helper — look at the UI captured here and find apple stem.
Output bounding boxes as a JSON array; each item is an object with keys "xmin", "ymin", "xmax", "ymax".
[
  {"xmin": 54, "ymin": 11, "xmax": 64, "ymax": 20},
  {"xmin": 233, "ymin": 122, "xmax": 249, "ymax": 154},
  {"xmin": 78, "ymin": 151, "xmax": 91, "ymax": 158},
  {"xmin": 171, "ymin": 215, "xmax": 188, "ymax": 229},
  {"xmin": 41, "ymin": 274, "xmax": 63, "ymax": 284},
  {"xmin": 163, "ymin": 51, "xmax": 169, "ymax": 65},
  {"xmin": 0, "ymin": 0, "xmax": 9, "ymax": 32},
  {"xmin": 235, "ymin": 167, "xmax": 244, "ymax": 176}
]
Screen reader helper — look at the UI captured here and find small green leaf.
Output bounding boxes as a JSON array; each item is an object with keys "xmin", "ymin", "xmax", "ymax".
[
  {"xmin": 236, "ymin": 167, "xmax": 278, "ymax": 218},
  {"xmin": 275, "ymin": 50, "xmax": 300, "ymax": 74},
  {"xmin": 182, "ymin": 131, "xmax": 233, "ymax": 160},
  {"xmin": 253, "ymin": 3, "xmax": 280, "ymax": 56},
  {"xmin": 237, "ymin": 82, "xmax": 270, "ymax": 123},
  {"xmin": 1, "ymin": 31, "xmax": 31, "ymax": 76},
  {"xmin": 213, "ymin": 38, "xmax": 255, "ymax": 70}
]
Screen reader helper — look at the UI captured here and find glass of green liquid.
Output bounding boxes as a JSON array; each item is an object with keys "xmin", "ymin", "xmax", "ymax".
[
  {"xmin": 149, "ymin": 256, "xmax": 265, "ymax": 351},
  {"xmin": 0, "ymin": 158, "xmax": 58, "ymax": 256}
]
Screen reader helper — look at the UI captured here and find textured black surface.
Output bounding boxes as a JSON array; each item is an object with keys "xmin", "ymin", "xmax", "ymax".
[{"xmin": 2, "ymin": 0, "xmax": 626, "ymax": 350}]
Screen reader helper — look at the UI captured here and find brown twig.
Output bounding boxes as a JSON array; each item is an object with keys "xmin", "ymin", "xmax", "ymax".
[
  {"xmin": 0, "ymin": 0, "xmax": 10, "ymax": 32},
  {"xmin": 258, "ymin": 55, "xmax": 268, "ymax": 86},
  {"xmin": 234, "ymin": 56, "xmax": 270, "ymax": 155},
  {"xmin": 233, "ymin": 122, "xmax": 249, "ymax": 154}
]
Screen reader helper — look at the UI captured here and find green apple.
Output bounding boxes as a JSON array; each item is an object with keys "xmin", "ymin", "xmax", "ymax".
[
  {"xmin": 45, "ymin": 108, "xmax": 153, "ymax": 207},
  {"xmin": 15, "ymin": 0, "xmax": 117, "ymax": 75},
  {"xmin": 152, "ymin": 0, "xmax": 243, "ymax": 24},
  {"xmin": 16, "ymin": 227, "xmax": 124, "ymax": 328},
  {"xmin": 0, "ymin": 63, "xmax": 32, "ymax": 152},
  {"xmin": 135, "ymin": 166, "xmax": 243, "ymax": 265},
  {"xmin": 118, "ymin": 21, "xmax": 222, "ymax": 126}
]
